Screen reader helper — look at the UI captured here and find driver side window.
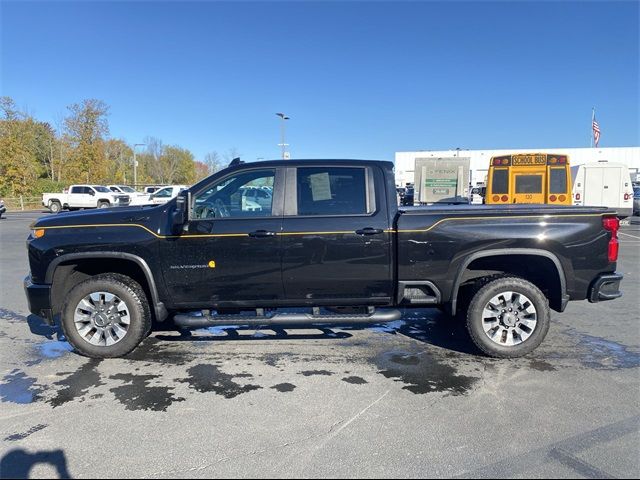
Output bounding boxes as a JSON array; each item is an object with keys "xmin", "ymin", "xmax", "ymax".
[{"xmin": 193, "ymin": 169, "xmax": 275, "ymax": 219}]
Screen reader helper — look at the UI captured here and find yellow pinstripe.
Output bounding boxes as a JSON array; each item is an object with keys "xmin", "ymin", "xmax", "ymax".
[{"xmin": 36, "ymin": 213, "xmax": 607, "ymax": 239}]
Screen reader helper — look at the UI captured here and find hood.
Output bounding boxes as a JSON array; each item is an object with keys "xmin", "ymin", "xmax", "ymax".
[{"xmin": 33, "ymin": 203, "xmax": 165, "ymax": 228}]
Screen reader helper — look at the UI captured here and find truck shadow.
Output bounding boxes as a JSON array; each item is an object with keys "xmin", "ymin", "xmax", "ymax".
[{"xmin": 152, "ymin": 309, "xmax": 479, "ymax": 356}]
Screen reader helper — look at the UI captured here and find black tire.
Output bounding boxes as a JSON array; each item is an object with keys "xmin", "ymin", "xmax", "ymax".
[
  {"xmin": 49, "ymin": 201, "xmax": 62, "ymax": 214},
  {"xmin": 97, "ymin": 201, "xmax": 110, "ymax": 209},
  {"xmin": 466, "ymin": 276, "xmax": 550, "ymax": 358},
  {"xmin": 60, "ymin": 273, "xmax": 151, "ymax": 358}
]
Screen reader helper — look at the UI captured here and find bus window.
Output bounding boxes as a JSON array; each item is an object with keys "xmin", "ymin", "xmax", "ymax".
[
  {"xmin": 515, "ymin": 175, "xmax": 543, "ymax": 194},
  {"xmin": 549, "ymin": 168, "xmax": 567, "ymax": 194},
  {"xmin": 491, "ymin": 169, "xmax": 509, "ymax": 194}
]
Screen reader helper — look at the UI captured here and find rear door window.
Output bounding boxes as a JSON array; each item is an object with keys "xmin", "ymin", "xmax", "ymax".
[
  {"xmin": 549, "ymin": 168, "xmax": 567, "ymax": 194},
  {"xmin": 295, "ymin": 167, "xmax": 368, "ymax": 216},
  {"xmin": 491, "ymin": 169, "xmax": 509, "ymax": 194},
  {"xmin": 515, "ymin": 175, "xmax": 543, "ymax": 194}
]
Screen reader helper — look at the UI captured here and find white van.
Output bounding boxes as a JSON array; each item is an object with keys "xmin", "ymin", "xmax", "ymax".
[{"xmin": 572, "ymin": 161, "xmax": 634, "ymax": 217}]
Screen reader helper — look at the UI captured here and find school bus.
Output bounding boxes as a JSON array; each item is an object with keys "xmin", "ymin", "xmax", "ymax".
[{"xmin": 486, "ymin": 153, "xmax": 572, "ymax": 205}]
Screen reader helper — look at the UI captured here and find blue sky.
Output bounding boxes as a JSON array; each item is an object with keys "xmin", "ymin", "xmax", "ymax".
[{"xmin": 1, "ymin": 0, "xmax": 638, "ymax": 162}]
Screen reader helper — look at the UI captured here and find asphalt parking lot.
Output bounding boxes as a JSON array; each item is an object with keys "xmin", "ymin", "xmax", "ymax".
[{"xmin": 1, "ymin": 211, "xmax": 639, "ymax": 479}]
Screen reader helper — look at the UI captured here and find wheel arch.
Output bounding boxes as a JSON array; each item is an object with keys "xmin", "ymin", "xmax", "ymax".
[
  {"xmin": 46, "ymin": 252, "xmax": 168, "ymax": 322},
  {"xmin": 450, "ymin": 249, "xmax": 568, "ymax": 315}
]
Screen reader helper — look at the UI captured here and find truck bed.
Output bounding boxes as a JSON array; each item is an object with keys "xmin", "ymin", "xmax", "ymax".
[{"xmin": 396, "ymin": 204, "xmax": 614, "ymax": 309}]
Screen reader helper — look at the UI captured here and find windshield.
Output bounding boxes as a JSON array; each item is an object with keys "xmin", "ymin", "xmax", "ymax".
[
  {"xmin": 93, "ymin": 186, "xmax": 111, "ymax": 193},
  {"xmin": 119, "ymin": 186, "xmax": 136, "ymax": 193}
]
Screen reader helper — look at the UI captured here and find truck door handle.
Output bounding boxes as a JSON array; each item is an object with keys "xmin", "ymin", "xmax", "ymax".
[
  {"xmin": 249, "ymin": 230, "xmax": 276, "ymax": 238},
  {"xmin": 355, "ymin": 228, "xmax": 384, "ymax": 236}
]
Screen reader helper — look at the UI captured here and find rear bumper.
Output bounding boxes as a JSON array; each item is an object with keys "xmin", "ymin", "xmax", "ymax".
[
  {"xmin": 24, "ymin": 275, "xmax": 54, "ymax": 324},
  {"xmin": 588, "ymin": 273, "xmax": 623, "ymax": 303}
]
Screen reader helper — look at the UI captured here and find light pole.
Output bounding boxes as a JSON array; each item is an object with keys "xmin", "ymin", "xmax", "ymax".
[
  {"xmin": 133, "ymin": 143, "xmax": 146, "ymax": 188},
  {"xmin": 276, "ymin": 113, "xmax": 290, "ymax": 159}
]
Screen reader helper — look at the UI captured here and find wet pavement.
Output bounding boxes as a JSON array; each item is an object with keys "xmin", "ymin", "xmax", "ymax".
[{"xmin": 1, "ymin": 211, "xmax": 639, "ymax": 478}]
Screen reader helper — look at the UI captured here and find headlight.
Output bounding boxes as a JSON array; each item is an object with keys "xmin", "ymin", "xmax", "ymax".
[{"xmin": 32, "ymin": 229, "xmax": 45, "ymax": 238}]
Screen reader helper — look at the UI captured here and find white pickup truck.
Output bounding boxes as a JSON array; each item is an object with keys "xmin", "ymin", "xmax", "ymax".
[
  {"xmin": 42, "ymin": 185, "xmax": 130, "ymax": 213},
  {"xmin": 148, "ymin": 185, "xmax": 189, "ymax": 204},
  {"xmin": 107, "ymin": 185, "xmax": 153, "ymax": 206}
]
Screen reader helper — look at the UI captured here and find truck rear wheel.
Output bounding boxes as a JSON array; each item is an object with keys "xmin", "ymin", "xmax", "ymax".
[
  {"xmin": 466, "ymin": 276, "xmax": 550, "ymax": 358},
  {"xmin": 49, "ymin": 201, "xmax": 62, "ymax": 214},
  {"xmin": 60, "ymin": 273, "xmax": 151, "ymax": 358}
]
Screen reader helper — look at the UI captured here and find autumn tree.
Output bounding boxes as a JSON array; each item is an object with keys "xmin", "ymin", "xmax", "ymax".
[
  {"xmin": 0, "ymin": 97, "xmax": 44, "ymax": 196},
  {"xmin": 164, "ymin": 145, "xmax": 196, "ymax": 184},
  {"xmin": 194, "ymin": 161, "xmax": 210, "ymax": 181},
  {"xmin": 63, "ymin": 99, "xmax": 110, "ymax": 183},
  {"xmin": 104, "ymin": 139, "xmax": 134, "ymax": 184}
]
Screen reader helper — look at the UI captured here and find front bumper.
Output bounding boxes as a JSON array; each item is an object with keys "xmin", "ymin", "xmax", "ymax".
[
  {"xmin": 588, "ymin": 273, "xmax": 623, "ymax": 303},
  {"xmin": 24, "ymin": 275, "xmax": 54, "ymax": 324}
]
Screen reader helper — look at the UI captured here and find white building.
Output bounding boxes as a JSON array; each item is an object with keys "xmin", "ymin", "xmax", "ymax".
[{"xmin": 395, "ymin": 146, "xmax": 640, "ymax": 187}]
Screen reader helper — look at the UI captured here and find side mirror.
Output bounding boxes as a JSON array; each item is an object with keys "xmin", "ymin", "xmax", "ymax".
[
  {"xmin": 89, "ymin": 190, "xmax": 95, "ymax": 196},
  {"xmin": 170, "ymin": 191, "xmax": 189, "ymax": 234}
]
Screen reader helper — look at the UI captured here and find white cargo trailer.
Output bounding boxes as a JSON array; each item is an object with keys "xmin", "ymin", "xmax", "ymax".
[{"xmin": 572, "ymin": 161, "xmax": 634, "ymax": 217}]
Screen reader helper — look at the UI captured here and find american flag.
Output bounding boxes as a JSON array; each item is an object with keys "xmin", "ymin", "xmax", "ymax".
[{"xmin": 592, "ymin": 115, "xmax": 601, "ymax": 147}]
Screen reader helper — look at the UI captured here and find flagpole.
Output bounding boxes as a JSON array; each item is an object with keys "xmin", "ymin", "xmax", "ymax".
[{"xmin": 591, "ymin": 108, "xmax": 595, "ymax": 148}]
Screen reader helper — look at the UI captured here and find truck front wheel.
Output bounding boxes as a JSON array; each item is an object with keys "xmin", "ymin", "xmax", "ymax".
[
  {"xmin": 60, "ymin": 273, "xmax": 151, "ymax": 358},
  {"xmin": 466, "ymin": 276, "xmax": 550, "ymax": 358},
  {"xmin": 97, "ymin": 201, "xmax": 110, "ymax": 209}
]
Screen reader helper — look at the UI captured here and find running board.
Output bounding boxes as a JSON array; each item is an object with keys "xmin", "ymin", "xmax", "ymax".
[{"xmin": 173, "ymin": 308, "xmax": 402, "ymax": 329}]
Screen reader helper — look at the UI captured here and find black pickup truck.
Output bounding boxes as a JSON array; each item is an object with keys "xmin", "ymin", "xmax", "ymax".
[{"xmin": 24, "ymin": 159, "xmax": 623, "ymax": 358}]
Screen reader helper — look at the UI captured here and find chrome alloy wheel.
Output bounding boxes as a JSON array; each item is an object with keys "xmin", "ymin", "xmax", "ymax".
[
  {"xmin": 74, "ymin": 292, "xmax": 131, "ymax": 346},
  {"xmin": 481, "ymin": 291, "xmax": 538, "ymax": 347}
]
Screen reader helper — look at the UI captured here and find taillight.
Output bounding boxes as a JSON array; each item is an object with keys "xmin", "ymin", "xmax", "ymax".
[
  {"xmin": 603, "ymin": 216, "xmax": 620, "ymax": 262},
  {"xmin": 624, "ymin": 193, "xmax": 630, "ymax": 201},
  {"xmin": 558, "ymin": 194, "xmax": 566, "ymax": 202},
  {"xmin": 501, "ymin": 195, "xmax": 508, "ymax": 202},
  {"xmin": 575, "ymin": 193, "xmax": 581, "ymax": 201},
  {"xmin": 492, "ymin": 195, "xmax": 499, "ymax": 202},
  {"xmin": 549, "ymin": 195, "xmax": 557, "ymax": 202}
]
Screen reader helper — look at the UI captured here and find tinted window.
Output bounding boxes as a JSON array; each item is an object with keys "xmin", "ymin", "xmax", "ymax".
[
  {"xmin": 296, "ymin": 167, "xmax": 367, "ymax": 216},
  {"xmin": 109, "ymin": 187, "xmax": 119, "ymax": 192},
  {"xmin": 549, "ymin": 168, "xmax": 567, "ymax": 194},
  {"xmin": 93, "ymin": 186, "xmax": 111, "ymax": 193},
  {"xmin": 491, "ymin": 169, "xmax": 508, "ymax": 194},
  {"xmin": 70, "ymin": 186, "xmax": 83, "ymax": 194},
  {"xmin": 516, "ymin": 175, "xmax": 543, "ymax": 194},
  {"xmin": 193, "ymin": 169, "xmax": 275, "ymax": 219}
]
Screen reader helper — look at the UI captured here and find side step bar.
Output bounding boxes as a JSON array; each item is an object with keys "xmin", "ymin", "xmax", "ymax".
[{"xmin": 173, "ymin": 308, "xmax": 402, "ymax": 329}]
